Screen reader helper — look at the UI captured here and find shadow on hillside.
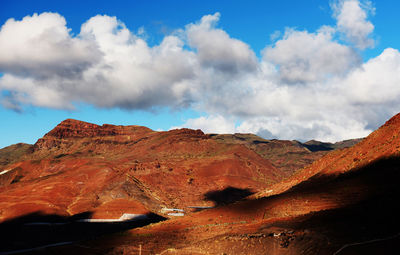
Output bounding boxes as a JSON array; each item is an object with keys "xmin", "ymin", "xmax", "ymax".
[
  {"xmin": 42, "ymin": 156, "xmax": 400, "ymax": 254},
  {"xmin": 262, "ymin": 185, "xmax": 400, "ymax": 254},
  {"xmin": 228, "ymin": 155, "xmax": 400, "ymax": 254},
  {"xmin": 0, "ymin": 211, "xmax": 166, "ymax": 254},
  {"xmin": 204, "ymin": 186, "xmax": 254, "ymax": 206},
  {"xmin": 229, "ymin": 155, "xmax": 400, "ymax": 213},
  {"xmin": 302, "ymin": 143, "xmax": 334, "ymax": 152},
  {"xmin": 285, "ymin": 154, "xmax": 400, "ymax": 195}
]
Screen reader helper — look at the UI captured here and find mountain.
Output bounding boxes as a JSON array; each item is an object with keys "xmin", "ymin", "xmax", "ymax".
[
  {"xmin": 1, "ymin": 117, "xmax": 383, "ymax": 255},
  {"xmin": 210, "ymin": 133, "xmax": 362, "ymax": 176},
  {"xmin": 59, "ymin": 113, "xmax": 400, "ymax": 255},
  {"xmin": 255, "ymin": 112, "xmax": 400, "ymax": 198},
  {"xmin": 302, "ymin": 138, "xmax": 363, "ymax": 152},
  {"xmin": 0, "ymin": 119, "xmax": 284, "ymax": 222},
  {"xmin": 0, "ymin": 143, "xmax": 33, "ymax": 167}
]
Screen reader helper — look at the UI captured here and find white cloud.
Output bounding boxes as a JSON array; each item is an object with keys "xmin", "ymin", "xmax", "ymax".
[
  {"xmin": 269, "ymin": 30, "xmax": 281, "ymax": 42},
  {"xmin": 0, "ymin": 74, "xmax": 72, "ymax": 109},
  {"xmin": 1, "ymin": 4, "xmax": 400, "ymax": 142},
  {"xmin": 0, "ymin": 12, "xmax": 100, "ymax": 79},
  {"xmin": 176, "ymin": 115, "xmax": 236, "ymax": 134},
  {"xmin": 343, "ymin": 48, "xmax": 400, "ymax": 105},
  {"xmin": 186, "ymin": 13, "xmax": 257, "ymax": 74},
  {"xmin": 0, "ymin": 13, "xmax": 198, "ymax": 110},
  {"xmin": 332, "ymin": 0, "xmax": 375, "ymax": 49},
  {"xmin": 340, "ymin": 48, "xmax": 400, "ymax": 128},
  {"xmin": 263, "ymin": 27, "xmax": 360, "ymax": 84},
  {"xmin": 236, "ymin": 116, "xmax": 371, "ymax": 142},
  {"xmin": 78, "ymin": 15, "xmax": 198, "ymax": 109}
]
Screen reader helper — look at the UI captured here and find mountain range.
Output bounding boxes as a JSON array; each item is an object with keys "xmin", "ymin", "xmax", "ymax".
[{"xmin": 1, "ymin": 114, "xmax": 399, "ymax": 254}]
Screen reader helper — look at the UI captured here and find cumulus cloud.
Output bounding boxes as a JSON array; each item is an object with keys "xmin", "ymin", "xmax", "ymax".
[
  {"xmin": 236, "ymin": 117, "xmax": 371, "ymax": 142},
  {"xmin": 0, "ymin": 74, "xmax": 72, "ymax": 109},
  {"xmin": 186, "ymin": 12, "xmax": 257, "ymax": 74},
  {"xmin": 332, "ymin": 0, "xmax": 375, "ymax": 49},
  {"xmin": 1, "ymin": 1, "xmax": 400, "ymax": 142},
  {"xmin": 78, "ymin": 15, "xmax": 197, "ymax": 109},
  {"xmin": 0, "ymin": 13, "xmax": 198, "ymax": 110},
  {"xmin": 176, "ymin": 115, "xmax": 236, "ymax": 134},
  {"xmin": 0, "ymin": 12, "xmax": 100, "ymax": 79},
  {"xmin": 263, "ymin": 27, "xmax": 360, "ymax": 83}
]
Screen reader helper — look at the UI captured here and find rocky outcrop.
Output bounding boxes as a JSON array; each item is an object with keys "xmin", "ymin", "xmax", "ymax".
[{"xmin": 33, "ymin": 119, "xmax": 154, "ymax": 152}]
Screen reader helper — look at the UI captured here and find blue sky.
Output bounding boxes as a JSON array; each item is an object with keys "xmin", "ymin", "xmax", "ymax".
[{"xmin": 1, "ymin": 0, "xmax": 400, "ymax": 148}]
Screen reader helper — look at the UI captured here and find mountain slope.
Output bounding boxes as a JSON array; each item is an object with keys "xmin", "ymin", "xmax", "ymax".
[
  {"xmin": 0, "ymin": 119, "xmax": 284, "ymax": 222},
  {"xmin": 210, "ymin": 133, "xmax": 362, "ymax": 176},
  {"xmin": 255, "ymin": 113, "xmax": 400, "ymax": 199},
  {"xmin": 72, "ymin": 113, "xmax": 400, "ymax": 255},
  {"xmin": 0, "ymin": 143, "xmax": 32, "ymax": 168}
]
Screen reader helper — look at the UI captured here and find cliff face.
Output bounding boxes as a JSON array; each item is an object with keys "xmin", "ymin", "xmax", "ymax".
[{"xmin": 0, "ymin": 119, "xmax": 284, "ymax": 222}]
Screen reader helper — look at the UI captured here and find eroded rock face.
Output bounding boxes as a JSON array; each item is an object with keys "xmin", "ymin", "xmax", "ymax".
[
  {"xmin": 33, "ymin": 119, "xmax": 154, "ymax": 152},
  {"xmin": 0, "ymin": 119, "xmax": 285, "ymax": 222}
]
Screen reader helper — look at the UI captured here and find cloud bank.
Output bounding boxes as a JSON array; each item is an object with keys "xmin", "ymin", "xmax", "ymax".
[{"xmin": 1, "ymin": 0, "xmax": 399, "ymax": 142}]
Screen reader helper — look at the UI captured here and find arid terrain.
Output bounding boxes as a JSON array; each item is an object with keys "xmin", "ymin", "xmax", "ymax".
[{"xmin": 1, "ymin": 114, "xmax": 399, "ymax": 255}]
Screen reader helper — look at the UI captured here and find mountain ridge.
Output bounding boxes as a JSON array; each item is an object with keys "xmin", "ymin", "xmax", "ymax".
[
  {"xmin": 254, "ymin": 112, "xmax": 400, "ymax": 199},
  {"xmin": 0, "ymin": 119, "xmax": 283, "ymax": 222},
  {"xmin": 3, "ymin": 117, "xmax": 390, "ymax": 254}
]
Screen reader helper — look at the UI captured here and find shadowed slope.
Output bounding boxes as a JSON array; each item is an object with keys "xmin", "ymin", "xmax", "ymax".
[
  {"xmin": 254, "ymin": 113, "xmax": 400, "ymax": 199},
  {"xmin": 0, "ymin": 211, "xmax": 166, "ymax": 254},
  {"xmin": 71, "ymin": 154, "xmax": 400, "ymax": 254}
]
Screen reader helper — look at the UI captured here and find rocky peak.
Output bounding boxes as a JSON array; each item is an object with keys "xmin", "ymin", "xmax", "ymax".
[
  {"xmin": 33, "ymin": 119, "xmax": 154, "ymax": 152},
  {"xmin": 44, "ymin": 119, "xmax": 120, "ymax": 139},
  {"xmin": 167, "ymin": 128, "xmax": 208, "ymax": 139}
]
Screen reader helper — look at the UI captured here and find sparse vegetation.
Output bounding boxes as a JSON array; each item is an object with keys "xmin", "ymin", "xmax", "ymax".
[{"xmin": 0, "ymin": 143, "xmax": 32, "ymax": 167}]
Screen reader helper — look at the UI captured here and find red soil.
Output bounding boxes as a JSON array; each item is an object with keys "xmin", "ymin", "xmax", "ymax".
[
  {"xmin": 65, "ymin": 113, "xmax": 400, "ymax": 254},
  {"xmin": 3, "ymin": 114, "xmax": 400, "ymax": 254},
  {"xmin": 0, "ymin": 119, "xmax": 284, "ymax": 222}
]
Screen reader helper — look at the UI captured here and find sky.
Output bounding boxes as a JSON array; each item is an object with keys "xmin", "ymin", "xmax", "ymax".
[{"xmin": 1, "ymin": 0, "xmax": 400, "ymax": 148}]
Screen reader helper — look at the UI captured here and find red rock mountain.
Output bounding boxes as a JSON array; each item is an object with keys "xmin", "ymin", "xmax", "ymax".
[
  {"xmin": 0, "ymin": 119, "xmax": 284, "ymax": 222},
  {"xmin": 151, "ymin": 113, "xmax": 400, "ymax": 254},
  {"xmin": 256, "ymin": 112, "xmax": 400, "ymax": 198},
  {"xmin": 2, "ymin": 115, "xmax": 397, "ymax": 255},
  {"xmin": 62, "ymin": 113, "xmax": 400, "ymax": 255},
  {"xmin": 210, "ymin": 133, "xmax": 335, "ymax": 176}
]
